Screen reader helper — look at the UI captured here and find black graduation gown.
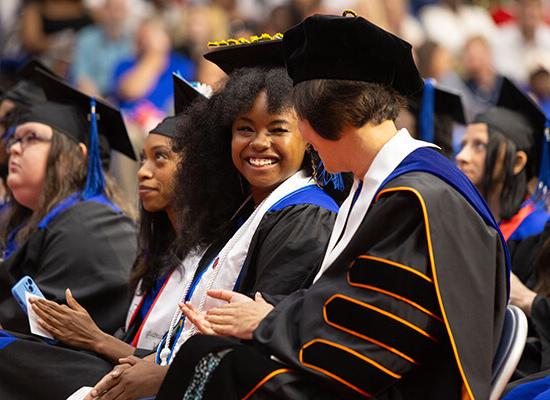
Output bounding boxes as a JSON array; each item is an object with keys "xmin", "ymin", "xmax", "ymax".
[
  {"xmin": 0, "ymin": 200, "xmax": 137, "ymax": 400},
  {"xmin": 0, "ymin": 195, "xmax": 336, "ymax": 400},
  {"xmin": 158, "ymin": 172, "xmax": 508, "ymax": 400},
  {"xmin": 0, "ymin": 200, "xmax": 137, "ymax": 334},
  {"xmin": 507, "ymin": 222, "xmax": 550, "ymax": 378}
]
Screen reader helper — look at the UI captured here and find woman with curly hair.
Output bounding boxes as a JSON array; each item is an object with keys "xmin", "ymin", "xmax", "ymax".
[{"xmin": 83, "ymin": 40, "xmax": 340, "ymax": 400}]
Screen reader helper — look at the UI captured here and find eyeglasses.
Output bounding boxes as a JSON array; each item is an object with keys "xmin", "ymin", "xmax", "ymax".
[{"xmin": 6, "ymin": 132, "xmax": 52, "ymax": 154}]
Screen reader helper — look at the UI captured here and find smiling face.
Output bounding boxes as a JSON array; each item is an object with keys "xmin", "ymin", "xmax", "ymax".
[
  {"xmin": 456, "ymin": 123, "xmax": 489, "ymax": 189},
  {"xmin": 231, "ymin": 91, "xmax": 306, "ymax": 204},
  {"xmin": 138, "ymin": 133, "xmax": 179, "ymax": 214},
  {"xmin": 7, "ymin": 122, "xmax": 53, "ymax": 210}
]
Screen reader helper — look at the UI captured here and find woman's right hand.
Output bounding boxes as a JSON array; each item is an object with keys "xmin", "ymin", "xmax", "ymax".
[{"xmin": 30, "ymin": 288, "xmax": 106, "ymax": 350}]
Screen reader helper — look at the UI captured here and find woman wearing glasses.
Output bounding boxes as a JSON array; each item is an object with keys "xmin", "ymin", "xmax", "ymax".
[{"xmin": 0, "ymin": 80, "xmax": 137, "ymax": 336}]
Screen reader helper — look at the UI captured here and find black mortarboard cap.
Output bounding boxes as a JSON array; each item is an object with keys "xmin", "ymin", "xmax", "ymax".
[
  {"xmin": 16, "ymin": 59, "xmax": 57, "ymax": 82},
  {"xmin": 204, "ymin": 34, "xmax": 284, "ymax": 74},
  {"xmin": 474, "ymin": 77, "xmax": 546, "ymax": 179},
  {"xmin": 283, "ymin": 12, "xmax": 423, "ymax": 96},
  {"xmin": 0, "ymin": 59, "xmax": 56, "ymax": 108},
  {"xmin": 24, "ymin": 67, "xmax": 136, "ymax": 161},
  {"xmin": 1, "ymin": 59, "xmax": 58, "ymax": 108},
  {"xmin": 411, "ymin": 82, "xmax": 466, "ymax": 125},
  {"xmin": 407, "ymin": 79, "xmax": 466, "ymax": 143},
  {"xmin": 150, "ymin": 74, "xmax": 211, "ymax": 138},
  {"xmin": 1, "ymin": 80, "xmax": 46, "ymax": 109},
  {"xmin": 173, "ymin": 74, "xmax": 207, "ymax": 115}
]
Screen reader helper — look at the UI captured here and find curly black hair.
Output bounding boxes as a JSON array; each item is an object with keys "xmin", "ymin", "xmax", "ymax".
[{"xmin": 172, "ymin": 67, "xmax": 317, "ymax": 257}]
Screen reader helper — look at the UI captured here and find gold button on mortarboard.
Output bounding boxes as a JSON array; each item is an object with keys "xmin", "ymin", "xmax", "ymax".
[{"xmin": 342, "ymin": 9, "xmax": 358, "ymax": 17}]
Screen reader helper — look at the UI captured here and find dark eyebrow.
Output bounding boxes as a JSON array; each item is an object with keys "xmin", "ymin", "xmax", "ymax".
[
  {"xmin": 151, "ymin": 145, "xmax": 171, "ymax": 152},
  {"xmin": 269, "ymin": 119, "xmax": 290, "ymax": 125},
  {"xmin": 235, "ymin": 117, "xmax": 254, "ymax": 124}
]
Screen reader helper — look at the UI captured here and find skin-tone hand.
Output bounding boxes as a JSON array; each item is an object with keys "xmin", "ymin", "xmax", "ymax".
[
  {"xmin": 30, "ymin": 288, "xmax": 104, "ymax": 350},
  {"xmin": 206, "ymin": 292, "xmax": 274, "ymax": 339},
  {"xmin": 84, "ymin": 356, "xmax": 167, "ymax": 400},
  {"xmin": 181, "ymin": 290, "xmax": 274, "ymax": 340},
  {"xmin": 30, "ymin": 289, "xmax": 134, "ymax": 362},
  {"xmin": 510, "ymin": 273, "xmax": 537, "ymax": 317},
  {"xmin": 178, "ymin": 290, "xmax": 253, "ymax": 335}
]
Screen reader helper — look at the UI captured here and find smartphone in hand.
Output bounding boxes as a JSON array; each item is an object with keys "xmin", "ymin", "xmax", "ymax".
[{"xmin": 11, "ymin": 275, "xmax": 46, "ymax": 314}]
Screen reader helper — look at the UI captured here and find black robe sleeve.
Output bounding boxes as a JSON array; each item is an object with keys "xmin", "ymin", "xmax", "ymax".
[
  {"xmin": 253, "ymin": 174, "xmax": 507, "ymax": 400},
  {"xmin": 253, "ymin": 190, "xmax": 449, "ymax": 398},
  {"xmin": 0, "ymin": 201, "xmax": 137, "ymax": 334},
  {"xmin": 237, "ymin": 204, "xmax": 336, "ymax": 297}
]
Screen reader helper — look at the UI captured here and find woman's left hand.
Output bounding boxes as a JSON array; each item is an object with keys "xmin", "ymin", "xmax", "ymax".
[
  {"xmin": 29, "ymin": 288, "xmax": 105, "ymax": 350},
  {"xmin": 205, "ymin": 292, "xmax": 274, "ymax": 339},
  {"xmin": 84, "ymin": 356, "xmax": 167, "ymax": 400},
  {"xmin": 510, "ymin": 273, "xmax": 537, "ymax": 317}
]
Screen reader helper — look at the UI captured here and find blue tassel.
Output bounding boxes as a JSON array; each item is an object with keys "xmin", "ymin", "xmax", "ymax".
[
  {"xmin": 533, "ymin": 119, "xmax": 550, "ymax": 207},
  {"xmin": 2, "ymin": 125, "xmax": 16, "ymax": 142},
  {"xmin": 419, "ymin": 78, "xmax": 435, "ymax": 143},
  {"xmin": 82, "ymin": 98, "xmax": 105, "ymax": 200},
  {"xmin": 317, "ymin": 160, "xmax": 344, "ymax": 191}
]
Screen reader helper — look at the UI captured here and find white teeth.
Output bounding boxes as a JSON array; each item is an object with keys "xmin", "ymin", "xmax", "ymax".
[{"xmin": 249, "ymin": 158, "xmax": 276, "ymax": 166}]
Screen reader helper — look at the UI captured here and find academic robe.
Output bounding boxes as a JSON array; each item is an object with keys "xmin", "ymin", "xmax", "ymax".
[
  {"xmin": 154, "ymin": 182, "xmax": 338, "ymax": 365},
  {"xmin": 0, "ymin": 185, "xmax": 337, "ymax": 400},
  {"xmin": 502, "ymin": 201, "xmax": 550, "ymax": 289},
  {"xmin": 157, "ymin": 145, "xmax": 508, "ymax": 400},
  {"xmin": 0, "ymin": 197, "xmax": 137, "ymax": 334},
  {"xmin": 502, "ymin": 205, "xmax": 550, "ymax": 378}
]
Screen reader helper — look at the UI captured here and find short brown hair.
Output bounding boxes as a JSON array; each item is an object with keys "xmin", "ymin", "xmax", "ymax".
[{"xmin": 292, "ymin": 79, "xmax": 406, "ymax": 140}]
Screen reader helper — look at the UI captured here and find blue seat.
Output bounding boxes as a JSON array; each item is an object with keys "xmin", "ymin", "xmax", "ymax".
[{"xmin": 490, "ymin": 305, "xmax": 528, "ymax": 400}]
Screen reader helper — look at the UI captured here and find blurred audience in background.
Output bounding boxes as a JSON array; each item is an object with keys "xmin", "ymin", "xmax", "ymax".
[{"xmin": 1, "ymin": 0, "xmax": 549, "ymax": 207}]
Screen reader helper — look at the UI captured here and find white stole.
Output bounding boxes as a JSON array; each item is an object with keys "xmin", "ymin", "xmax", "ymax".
[
  {"xmin": 125, "ymin": 252, "xmax": 202, "ymax": 350},
  {"xmin": 170, "ymin": 170, "xmax": 315, "ymax": 358},
  {"xmin": 313, "ymin": 129, "xmax": 437, "ymax": 283}
]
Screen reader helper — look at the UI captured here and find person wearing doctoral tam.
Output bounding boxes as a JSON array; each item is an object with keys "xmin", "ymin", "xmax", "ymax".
[
  {"xmin": 0, "ymin": 65, "xmax": 139, "ymax": 399},
  {"xmin": 156, "ymin": 12, "xmax": 508, "ymax": 400},
  {"xmin": 397, "ymin": 79, "xmax": 467, "ymax": 158}
]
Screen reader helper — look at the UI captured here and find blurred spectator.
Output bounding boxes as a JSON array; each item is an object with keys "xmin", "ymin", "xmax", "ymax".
[
  {"xmin": 262, "ymin": 5, "xmax": 302, "ymax": 34},
  {"xmin": 419, "ymin": 0, "xmax": 498, "ymax": 56},
  {"xmin": 494, "ymin": 0, "xmax": 550, "ymax": 84},
  {"xmin": 0, "ymin": 0, "xmax": 25, "ymax": 70},
  {"xmin": 83, "ymin": 0, "xmax": 150, "ymax": 31},
  {"xmin": 234, "ymin": 0, "xmax": 288, "ymax": 23},
  {"xmin": 382, "ymin": 0, "xmax": 425, "ymax": 48},
  {"xmin": 416, "ymin": 40, "xmax": 455, "ymax": 80},
  {"xmin": 112, "ymin": 18, "xmax": 194, "ymax": 132},
  {"xmin": 71, "ymin": 0, "xmax": 135, "ymax": 97},
  {"xmin": 291, "ymin": 0, "xmax": 323, "ymax": 18},
  {"xmin": 529, "ymin": 67, "xmax": 550, "ymax": 115},
  {"xmin": 148, "ymin": 0, "xmax": 197, "ymax": 49},
  {"xmin": 461, "ymin": 35, "xmax": 503, "ymax": 117},
  {"xmin": 416, "ymin": 40, "xmax": 477, "ymax": 120},
  {"xmin": 19, "ymin": 0, "xmax": 93, "ymax": 77},
  {"xmin": 176, "ymin": 4, "xmax": 229, "ymax": 63},
  {"xmin": 490, "ymin": 0, "xmax": 516, "ymax": 25}
]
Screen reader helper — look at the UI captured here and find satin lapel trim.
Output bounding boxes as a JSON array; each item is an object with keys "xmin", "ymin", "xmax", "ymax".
[{"xmin": 313, "ymin": 129, "xmax": 437, "ymax": 283}]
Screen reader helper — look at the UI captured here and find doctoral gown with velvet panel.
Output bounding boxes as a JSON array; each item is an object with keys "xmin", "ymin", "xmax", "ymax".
[{"xmin": 157, "ymin": 172, "xmax": 508, "ymax": 400}]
